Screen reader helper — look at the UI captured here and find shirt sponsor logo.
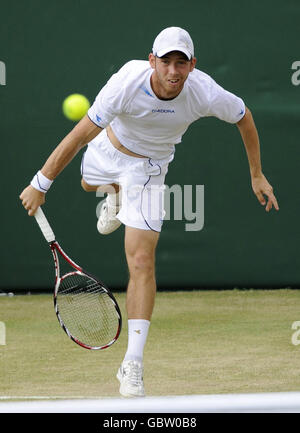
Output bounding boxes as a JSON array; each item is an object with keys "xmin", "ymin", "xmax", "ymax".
[{"xmin": 152, "ymin": 109, "xmax": 175, "ymax": 114}]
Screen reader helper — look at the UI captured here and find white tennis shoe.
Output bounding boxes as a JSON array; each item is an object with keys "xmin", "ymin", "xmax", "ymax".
[
  {"xmin": 117, "ymin": 360, "xmax": 145, "ymax": 398},
  {"xmin": 97, "ymin": 199, "xmax": 121, "ymax": 235}
]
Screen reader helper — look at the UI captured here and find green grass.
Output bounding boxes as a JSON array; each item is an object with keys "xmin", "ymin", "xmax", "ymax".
[{"xmin": 0, "ymin": 289, "xmax": 300, "ymax": 398}]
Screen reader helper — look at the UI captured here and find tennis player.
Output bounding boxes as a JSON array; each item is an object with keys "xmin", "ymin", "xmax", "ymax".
[{"xmin": 19, "ymin": 27, "xmax": 279, "ymax": 398}]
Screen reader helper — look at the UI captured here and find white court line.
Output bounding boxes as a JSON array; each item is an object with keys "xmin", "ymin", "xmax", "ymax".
[
  {"xmin": 1, "ymin": 392, "xmax": 300, "ymax": 412},
  {"xmin": 0, "ymin": 396, "xmax": 107, "ymax": 400}
]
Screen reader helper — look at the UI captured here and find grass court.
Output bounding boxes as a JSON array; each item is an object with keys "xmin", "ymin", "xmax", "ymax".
[{"xmin": 1, "ymin": 289, "xmax": 300, "ymax": 399}]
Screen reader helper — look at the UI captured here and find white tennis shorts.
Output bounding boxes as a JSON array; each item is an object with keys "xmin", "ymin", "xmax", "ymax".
[{"xmin": 81, "ymin": 129, "xmax": 172, "ymax": 232}]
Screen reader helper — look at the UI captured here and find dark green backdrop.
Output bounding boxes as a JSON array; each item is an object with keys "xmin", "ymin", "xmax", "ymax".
[{"xmin": 1, "ymin": 0, "xmax": 299, "ymax": 290}]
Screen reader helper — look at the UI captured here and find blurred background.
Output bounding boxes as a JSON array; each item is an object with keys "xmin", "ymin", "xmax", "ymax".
[{"xmin": 1, "ymin": 0, "xmax": 299, "ymax": 291}]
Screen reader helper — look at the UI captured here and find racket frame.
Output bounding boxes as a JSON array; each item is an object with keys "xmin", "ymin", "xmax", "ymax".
[
  {"xmin": 50, "ymin": 240, "xmax": 122, "ymax": 350},
  {"xmin": 34, "ymin": 207, "xmax": 122, "ymax": 350}
]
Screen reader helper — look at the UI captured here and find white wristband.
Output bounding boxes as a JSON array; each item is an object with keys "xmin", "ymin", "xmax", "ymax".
[{"xmin": 30, "ymin": 170, "xmax": 53, "ymax": 193}]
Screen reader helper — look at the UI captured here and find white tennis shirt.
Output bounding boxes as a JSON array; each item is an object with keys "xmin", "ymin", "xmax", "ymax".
[{"xmin": 88, "ymin": 60, "xmax": 245, "ymax": 160}]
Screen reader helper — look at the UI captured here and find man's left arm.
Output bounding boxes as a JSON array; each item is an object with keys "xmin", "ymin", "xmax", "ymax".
[{"xmin": 236, "ymin": 107, "xmax": 279, "ymax": 212}]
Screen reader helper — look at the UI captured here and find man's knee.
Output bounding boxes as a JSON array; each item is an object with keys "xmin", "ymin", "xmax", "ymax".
[
  {"xmin": 125, "ymin": 227, "xmax": 159, "ymax": 278},
  {"xmin": 81, "ymin": 179, "xmax": 120, "ymax": 193},
  {"xmin": 129, "ymin": 250, "xmax": 155, "ymax": 276},
  {"xmin": 81, "ymin": 178, "xmax": 96, "ymax": 192}
]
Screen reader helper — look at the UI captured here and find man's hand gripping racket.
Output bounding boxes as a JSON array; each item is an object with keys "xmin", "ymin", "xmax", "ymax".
[{"xmin": 34, "ymin": 207, "xmax": 122, "ymax": 350}]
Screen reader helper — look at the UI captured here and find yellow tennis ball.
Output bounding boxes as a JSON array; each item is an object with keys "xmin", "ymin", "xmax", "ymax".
[{"xmin": 62, "ymin": 93, "xmax": 90, "ymax": 121}]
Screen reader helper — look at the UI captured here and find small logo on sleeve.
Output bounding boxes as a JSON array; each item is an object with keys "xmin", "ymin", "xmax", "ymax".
[
  {"xmin": 140, "ymin": 85, "xmax": 154, "ymax": 97},
  {"xmin": 96, "ymin": 114, "xmax": 102, "ymax": 123}
]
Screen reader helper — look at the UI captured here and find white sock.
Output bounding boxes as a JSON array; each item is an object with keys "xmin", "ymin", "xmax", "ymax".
[
  {"xmin": 107, "ymin": 189, "xmax": 121, "ymax": 207},
  {"xmin": 124, "ymin": 319, "xmax": 150, "ymax": 363}
]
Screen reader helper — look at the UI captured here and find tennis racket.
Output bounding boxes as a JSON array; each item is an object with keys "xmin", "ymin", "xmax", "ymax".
[{"xmin": 33, "ymin": 206, "xmax": 122, "ymax": 350}]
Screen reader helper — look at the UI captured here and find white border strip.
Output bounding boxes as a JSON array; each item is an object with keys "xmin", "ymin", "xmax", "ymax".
[{"xmin": 1, "ymin": 392, "xmax": 300, "ymax": 413}]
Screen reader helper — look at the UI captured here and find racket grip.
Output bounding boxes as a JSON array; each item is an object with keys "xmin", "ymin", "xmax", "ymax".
[{"xmin": 34, "ymin": 207, "xmax": 55, "ymax": 243}]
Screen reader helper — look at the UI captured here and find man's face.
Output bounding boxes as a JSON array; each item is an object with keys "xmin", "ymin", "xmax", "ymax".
[{"xmin": 149, "ymin": 51, "xmax": 196, "ymax": 99}]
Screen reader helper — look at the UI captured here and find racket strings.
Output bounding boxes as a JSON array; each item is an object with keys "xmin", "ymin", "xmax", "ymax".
[{"xmin": 57, "ymin": 272, "xmax": 119, "ymax": 348}]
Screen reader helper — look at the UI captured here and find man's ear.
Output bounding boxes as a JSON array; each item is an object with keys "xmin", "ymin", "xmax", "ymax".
[
  {"xmin": 149, "ymin": 53, "xmax": 156, "ymax": 69},
  {"xmin": 190, "ymin": 57, "xmax": 197, "ymax": 72}
]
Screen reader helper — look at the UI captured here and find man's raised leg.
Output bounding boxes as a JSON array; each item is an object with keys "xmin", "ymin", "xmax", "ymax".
[{"xmin": 81, "ymin": 179, "xmax": 122, "ymax": 234}]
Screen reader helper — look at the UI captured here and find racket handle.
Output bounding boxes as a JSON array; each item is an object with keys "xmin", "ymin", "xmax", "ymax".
[{"xmin": 34, "ymin": 207, "xmax": 55, "ymax": 243}]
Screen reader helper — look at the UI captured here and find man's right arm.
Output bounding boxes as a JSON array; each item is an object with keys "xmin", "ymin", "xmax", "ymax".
[{"xmin": 19, "ymin": 115, "xmax": 103, "ymax": 216}]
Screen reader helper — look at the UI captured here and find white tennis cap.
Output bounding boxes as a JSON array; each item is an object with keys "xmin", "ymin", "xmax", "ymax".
[{"xmin": 152, "ymin": 27, "xmax": 194, "ymax": 60}]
